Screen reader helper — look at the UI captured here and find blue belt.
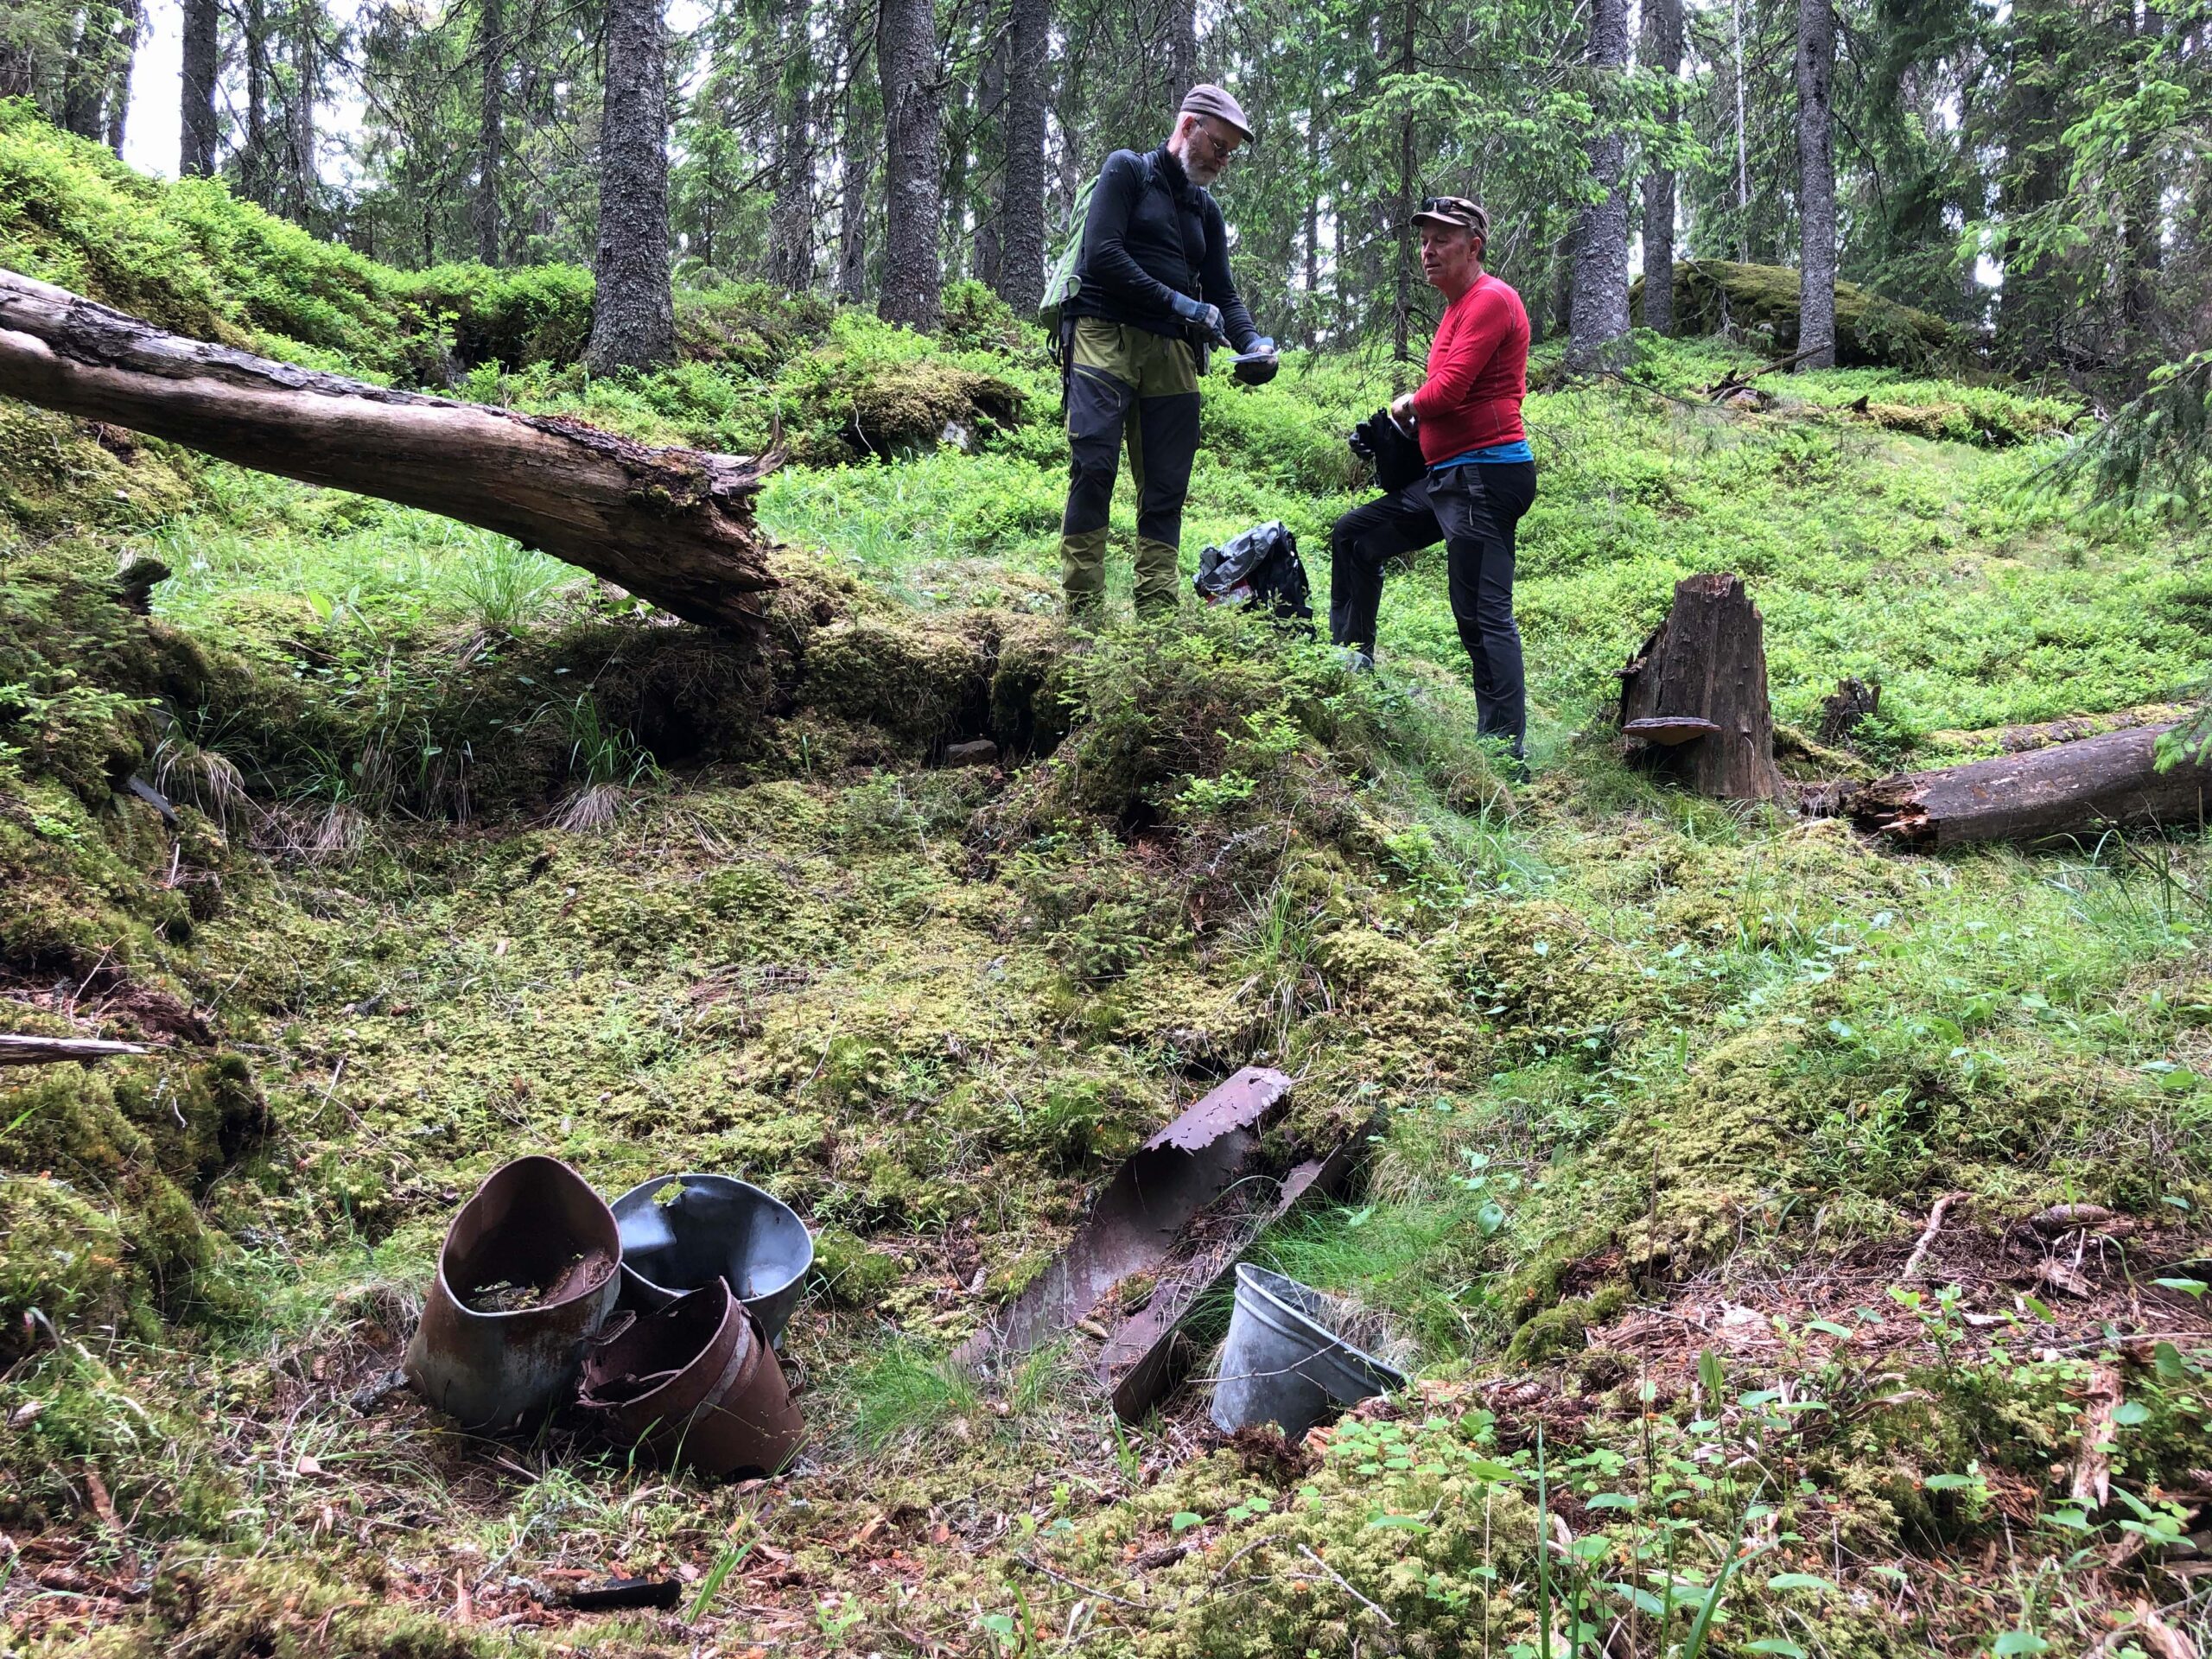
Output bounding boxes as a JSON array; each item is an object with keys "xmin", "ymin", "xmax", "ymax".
[{"xmin": 1433, "ymin": 440, "xmax": 1533, "ymax": 467}]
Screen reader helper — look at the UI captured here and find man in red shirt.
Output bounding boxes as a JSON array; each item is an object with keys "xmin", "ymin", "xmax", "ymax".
[{"xmin": 1329, "ymin": 196, "xmax": 1536, "ymax": 764}]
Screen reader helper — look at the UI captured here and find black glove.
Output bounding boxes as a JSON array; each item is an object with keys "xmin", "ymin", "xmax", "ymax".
[{"xmin": 1170, "ymin": 292, "xmax": 1227, "ymax": 342}]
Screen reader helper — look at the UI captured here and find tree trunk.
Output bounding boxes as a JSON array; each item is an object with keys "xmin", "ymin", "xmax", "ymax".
[
  {"xmin": 767, "ymin": 0, "xmax": 814, "ymax": 290},
  {"xmin": 1732, "ymin": 0, "xmax": 1751, "ymax": 260},
  {"xmin": 1389, "ymin": 0, "xmax": 1415, "ymax": 369},
  {"xmin": 241, "ymin": 0, "xmax": 271, "ymax": 207},
  {"xmin": 1795, "ymin": 0, "xmax": 1836, "ymax": 369},
  {"xmin": 1567, "ymin": 0, "xmax": 1631, "ymax": 372},
  {"xmin": 876, "ymin": 0, "xmax": 942, "ymax": 328},
  {"xmin": 941, "ymin": 75, "xmax": 971, "ymax": 286},
  {"xmin": 993, "ymin": 0, "xmax": 1046, "ymax": 314},
  {"xmin": 1641, "ymin": 0, "xmax": 1681, "ymax": 335},
  {"xmin": 62, "ymin": 2, "xmax": 112, "ymax": 139},
  {"xmin": 283, "ymin": 3, "xmax": 319, "ymax": 224},
  {"xmin": 1166, "ymin": 0, "xmax": 1196, "ymax": 109},
  {"xmin": 103, "ymin": 0, "xmax": 141, "ymax": 156},
  {"xmin": 1847, "ymin": 728, "xmax": 2212, "ymax": 848},
  {"xmin": 1618, "ymin": 573, "xmax": 1787, "ymax": 802},
  {"xmin": 837, "ymin": 105, "xmax": 872, "ymax": 301},
  {"xmin": 1302, "ymin": 118, "xmax": 1319, "ymax": 347},
  {"xmin": 0, "ymin": 269, "xmax": 776, "ymax": 630},
  {"xmin": 477, "ymin": 0, "xmax": 505, "ymax": 264},
  {"xmin": 586, "ymin": 0, "xmax": 676, "ymax": 373},
  {"xmin": 181, "ymin": 0, "xmax": 220, "ymax": 176},
  {"xmin": 972, "ymin": 18, "xmax": 1005, "ymax": 294}
]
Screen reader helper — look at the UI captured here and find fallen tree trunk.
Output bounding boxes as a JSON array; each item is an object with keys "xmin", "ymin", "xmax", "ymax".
[
  {"xmin": 1848, "ymin": 724, "xmax": 2212, "ymax": 848},
  {"xmin": 0, "ymin": 1035, "xmax": 150, "ymax": 1065},
  {"xmin": 0, "ymin": 268, "xmax": 777, "ymax": 631},
  {"xmin": 1618, "ymin": 572, "xmax": 1788, "ymax": 802}
]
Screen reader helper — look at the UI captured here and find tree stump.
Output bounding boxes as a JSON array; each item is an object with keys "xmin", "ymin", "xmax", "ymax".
[{"xmin": 1618, "ymin": 573, "xmax": 1787, "ymax": 801}]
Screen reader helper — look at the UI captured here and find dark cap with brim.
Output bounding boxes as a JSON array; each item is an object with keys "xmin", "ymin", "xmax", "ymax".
[{"xmin": 1180, "ymin": 83, "xmax": 1255, "ymax": 144}]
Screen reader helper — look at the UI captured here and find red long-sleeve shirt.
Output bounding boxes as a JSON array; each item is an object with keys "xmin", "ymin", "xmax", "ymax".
[{"xmin": 1408, "ymin": 272, "xmax": 1530, "ymax": 463}]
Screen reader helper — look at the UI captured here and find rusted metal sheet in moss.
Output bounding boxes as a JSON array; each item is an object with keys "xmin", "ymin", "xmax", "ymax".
[
  {"xmin": 958, "ymin": 1066, "xmax": 1292, "ymax": 1369},
  {"xmin": 960, "ymin": 1066, "xmax": 1368, "ymax": 1420},
  {"xmin": 1099, "ymin": 1124, "xmax": 1369, "ymax": 1423}
]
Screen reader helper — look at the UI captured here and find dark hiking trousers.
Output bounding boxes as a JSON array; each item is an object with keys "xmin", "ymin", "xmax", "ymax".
[
  {"xmin": 1328, "ymin": 460, "xmax": 1539, "ymax": 754},
  {"xmin": 1060, "ymin": 320, "xmax": 1203, "ymax": 616}
]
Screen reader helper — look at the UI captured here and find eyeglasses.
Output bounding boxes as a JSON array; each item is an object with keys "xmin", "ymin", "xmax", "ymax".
[{"xmin": 1191, "ymin": 124, "xmax": 1243, "ymax": 165}]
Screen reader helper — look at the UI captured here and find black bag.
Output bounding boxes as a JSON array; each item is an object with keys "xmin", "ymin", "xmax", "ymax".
[
  {"xmin": 1193, "ymin": 520, "xmax": 1313, "ymax": 629},
  {"xmin": 1349, "ymin": 407, "xmax": 1427, "ymax": 494}
]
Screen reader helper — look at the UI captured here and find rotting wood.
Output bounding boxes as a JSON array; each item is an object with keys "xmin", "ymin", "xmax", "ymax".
[
  {"xmin": 0, "ymin": 267, "xmax": 779, "ymax": 632},
  {"xmin": 0, "ymin": 1035, "xmax": 151, "ymax": 1065},
  {"xmin": 1618, "ymin": 572, "xmax": 1788, "ymax": 801},
  {"xmin": 1846, "ymin": 724, "xmax": 2212, "ymax": 849},
  {"xmin": 1817, "ymin": 677, "xmax": 1879, "ymax": 745},
  {"xmin": 2070, "ymin": 1363, "xmax": 2126, "ymax": 1510}
]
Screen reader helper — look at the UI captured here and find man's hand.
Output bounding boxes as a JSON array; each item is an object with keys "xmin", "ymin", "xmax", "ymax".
[
  {"xmin": 1389, "ymin": 391, "xmax": 1417, "ymax": 431},
  {"xmin": 1170, "ymin": 292, "xmax": 1227, "ymax": 342}
]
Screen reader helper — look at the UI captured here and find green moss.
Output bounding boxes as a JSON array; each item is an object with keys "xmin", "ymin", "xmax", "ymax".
[
  {"xmin": 798, "ymin": 614, "xmax": 991, "ymax": 747},
  {"xmin": 812, "ymin": 1227, "xmax": 901, "ymax": 1307},
  {"xmin": 0, "ymin": 1173, "xmax": 146, "ymax": 1356}
]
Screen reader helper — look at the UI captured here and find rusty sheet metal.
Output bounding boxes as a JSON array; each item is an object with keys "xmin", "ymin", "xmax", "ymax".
[
  {"xmin": 958, "ymin": 1066, "xmax": 1292, "ymax": 1368},
  {"xmin": 403, "ymin": 1155, "xmax": 620, "ymax": 1433},
  {"xmin": 580, "ymin": 1281, "xmax": 804, "ymax": 1478},
  {"xmin": 1101, "ymin": 1115, "xmax": 1375, "ymax": 1422}
]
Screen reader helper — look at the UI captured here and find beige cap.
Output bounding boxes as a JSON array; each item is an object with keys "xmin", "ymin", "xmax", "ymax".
[
  {"xmin": 1179, "ymin": 83, "xmax": 1254, "ymax": 144},
  {"xmin": 1410, "ymin": 194, "xmax": 1491, "ymax": 240}
]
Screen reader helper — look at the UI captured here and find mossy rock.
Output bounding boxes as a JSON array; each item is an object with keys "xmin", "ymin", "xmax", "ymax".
[{"xmin": 1632, "ymin": 260, "xmax": 1968, "ymax": 369}]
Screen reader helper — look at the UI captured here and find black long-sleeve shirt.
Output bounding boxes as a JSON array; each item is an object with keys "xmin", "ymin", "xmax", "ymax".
[{"xmin": 1065, "ymin": 146, "xmax": 1259, "ymax": 353}]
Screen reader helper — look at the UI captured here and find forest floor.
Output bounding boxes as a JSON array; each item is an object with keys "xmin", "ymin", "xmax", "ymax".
[{"xmin": 2, "ymin": 115, "xmax": 2210, "ymax": 1659}]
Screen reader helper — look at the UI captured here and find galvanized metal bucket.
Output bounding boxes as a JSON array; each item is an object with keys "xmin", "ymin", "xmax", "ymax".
[
  {"xmin": 404, "ymin": 1155, "xmax": 621, "ymax": 1433},
  {"xmin": 611, "ymin": 1173, "xmax": 814, "ymax": 1344},
  {"xmin": 579, "ymin": 1279, "xmax": 804, "ymax": 1478},
  {"xmin": 1209, "ymin": 1264, "xmax": 1406, "ymax": 1441}
]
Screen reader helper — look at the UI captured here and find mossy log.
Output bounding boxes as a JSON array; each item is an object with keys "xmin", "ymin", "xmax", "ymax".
[
  {"xmin": 1847, "ymin": 725, "xmax": 2212, "ymax": 848},
  {"xmin": 1630, "ymin": 259, "xmax": 1965, "ymax": 369},
  {"xmin": 1618, "ymin": 573, "xmax": 1788, "ymax": 802},
  {"xmin": 0, "ymin": 267, "xmax": 778, "ymax": 631}
]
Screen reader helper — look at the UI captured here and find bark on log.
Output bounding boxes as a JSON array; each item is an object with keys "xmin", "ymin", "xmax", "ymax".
[
  {"xmin": 0, "ymin": 268, "xmax": 778, "ymax": 631},
  {"xmin": 1847, "ymin": 724, "xmax": 2212, "ymax": 848},
  {"xmin": 1618, "ymin": 572, "xmax": 1787, "ymax": 801},
  {"xmin": 0, "ymin": 1035, "xmax": 150, "ymax": 1066}
]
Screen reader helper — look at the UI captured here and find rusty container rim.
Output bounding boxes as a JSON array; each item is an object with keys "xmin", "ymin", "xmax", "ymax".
[
  {"xmin": 440, "ymin": 1154, "xmax": 621, "ymax": 1317},
  {"xmin": 580, "ymin": 1281, "xmax": 804, "ymax": 1478}
]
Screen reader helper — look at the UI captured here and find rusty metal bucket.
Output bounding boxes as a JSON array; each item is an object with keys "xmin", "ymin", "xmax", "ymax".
[
  {"xmin": 578, "ymin": 1280, "xmax": 804, "ymax": 1478},
  {"xmin": 610, "ymin": 1173, "xmax": 813, "ymax": 1344},
  {"xmin": 404, "ymin": 1155, "xmax": 621, "ymax": 1433}
]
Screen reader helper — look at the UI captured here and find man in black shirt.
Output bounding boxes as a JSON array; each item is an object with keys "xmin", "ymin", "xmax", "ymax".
[{"xmin": 1059, "ymin": 85, "xmax": 1275, "ymax": 617}]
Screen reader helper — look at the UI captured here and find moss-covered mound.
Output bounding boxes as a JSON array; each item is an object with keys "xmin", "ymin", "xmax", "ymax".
[{"xmin": 1634, "ymin": 258, "xmax": 1969, "ymax": 368}]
